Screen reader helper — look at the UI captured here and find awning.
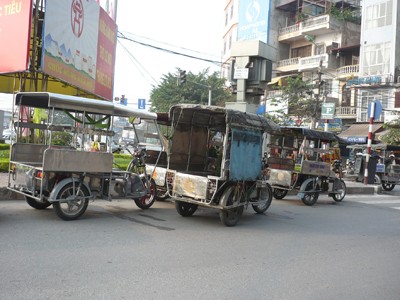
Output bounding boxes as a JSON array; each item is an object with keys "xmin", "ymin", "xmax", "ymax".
[
  {"xmin": 338, "ymin": 123, "xmax": 384, "ymax": 142},
  {"xmin": 267, "ymin": 75, "xmax": 295, "ymax": 86}
]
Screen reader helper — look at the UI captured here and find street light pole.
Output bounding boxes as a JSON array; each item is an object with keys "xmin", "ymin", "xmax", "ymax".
[{"xmin": 187, "ymin": 80, "xmax": 212, "ymax": 106}]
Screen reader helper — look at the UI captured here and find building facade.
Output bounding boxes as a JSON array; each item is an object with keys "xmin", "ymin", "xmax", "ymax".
[{"xmin": 222, "ymin": 1, "xmax": 400, "ymax": 130}]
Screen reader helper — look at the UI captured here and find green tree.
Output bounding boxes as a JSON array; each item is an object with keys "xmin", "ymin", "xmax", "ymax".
[
  {"xmin": 150, "ymin": 68, "xmax": 233, "ymax": 112},
  {"xmin": 380, "ymin": 118, "xmax": 400, "ymax": 145},
  {"xmin": 269, "ymin": 76, "xmax": 317, "ymax": 126}
]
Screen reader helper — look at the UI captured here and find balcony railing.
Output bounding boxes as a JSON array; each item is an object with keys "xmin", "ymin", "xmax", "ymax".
[
  {"xmin": 278, "ymin": 15, "xmax": 332, "ymax": 40},
  {"xmin": 298, "ymin": 54, "xmax": 328, "ymax": 71},
  {"xmin": 267, "ymin": 90, "xmax": 283, "ymax": 98},
  {"xmin": 337, "ymin": 65, "xmax": 359, "ymax": 77},
  {"xmin": 336, "ymin": 106, "xmax": 357, "ymax": 117},
  {"xmin": 276, "ymin": 57, "xmax": 300, "ymax": 68}
]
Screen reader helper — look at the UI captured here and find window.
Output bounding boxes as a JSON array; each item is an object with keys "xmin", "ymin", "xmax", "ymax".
[
  {"xmin": 230, "ymin": 4, "xmax": 234, "ymax": 19},
  {"xmin": 291, "ymin": 45, "xmax": 312, "ymax": 58},
  {"xmin": 362, "ymin": 42, "xmax": 391, "ymax": 75},
  {"xmin": 225, "ymin": 12, "xmax": 228, "ymax": 26},
  {"xmin": 359, "ymin": 90, "xmax": 391, "ymax": 122},
  {"xmin": 365, "ymin": 0, "xmax": 393, "ymax": 29},
  {"xmin": 315, "ymin": 44, "xmax": 325, "ymax": 55}
]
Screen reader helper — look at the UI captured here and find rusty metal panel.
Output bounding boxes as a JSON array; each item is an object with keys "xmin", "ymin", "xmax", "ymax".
[
  {"xmin": 269, "ymin": 169, "xmax": 292, "ymax": 187},
  {"xmin": 172, "ymin": 172, "xmax": 208, "ymax": 200},
  {"xmin": 43, "ymin": 149, "xmax": 113, "ymax": 173}
]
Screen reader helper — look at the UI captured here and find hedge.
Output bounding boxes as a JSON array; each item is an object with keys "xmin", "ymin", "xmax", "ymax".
[{"xmin": 0, "ymin": 144, "xmax": 132, "ymax": 172}]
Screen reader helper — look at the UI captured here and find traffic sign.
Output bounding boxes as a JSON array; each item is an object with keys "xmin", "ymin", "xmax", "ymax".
[
  {"xmin": 367, "ymin": 100, "xmax": 382, "ymax": 121},
  {"xmin": 321, "ymin": 103, "xmax": 335, "ymax": 119}
]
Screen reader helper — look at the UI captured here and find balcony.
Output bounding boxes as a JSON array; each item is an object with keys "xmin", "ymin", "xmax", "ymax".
[
  {"xmin": 275, "ymin": 57, "xmax": 300, "ymax": 73},
  {"xmin": 336, "ymin": 106, "xmax": 357, "ymax": 119},
  {"xmin": 298, "ymin": 54, "xmax": 328, "ymax": 71},
  {"xmin": 336, "ymin": 65, "xmax": 359, "ymax": 79},
  {"xmin": 278, "ymin": 15, "xmax": 340, "ymax": 42},
  {"xmin": 267, "ymin": 90, "xmax": 283, "ymax": 98}
]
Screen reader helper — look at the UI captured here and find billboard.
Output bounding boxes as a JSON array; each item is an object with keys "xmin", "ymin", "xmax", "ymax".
[
  {"xmin": 0, "ymin": 0, "xmax": 32, "ymax": 73},
  {"xmin": 96, "ymin": 0, "xmax": 118, "ymax": 22},
  {"xmin": 237, "ymin": 0, "xmax": 270, "ymax": 43},
  {"xmin": 41, "ymin": 0, "xmax": 117, "ymax": 100}
]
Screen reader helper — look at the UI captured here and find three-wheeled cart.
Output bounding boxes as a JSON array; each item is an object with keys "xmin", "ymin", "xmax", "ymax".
[
  {"xmin": 7, "ymin": 92, "xmax": 164, "ymax": 220},
  {"xmin": 267, "ymin": 127, "xmax": 346, "ymax": 206},
  {"xmin": 346, "ymin": 143, "xmax": 400, "ymax": 190},
  {"xmin": 163, "ymin": 104, "xmax": 280, "ymax": 226}
]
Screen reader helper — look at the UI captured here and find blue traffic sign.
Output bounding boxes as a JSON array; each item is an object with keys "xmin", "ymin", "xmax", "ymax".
[{"xmin": 367, "ymin": 100, "xmax": 382, "ymax": 121}]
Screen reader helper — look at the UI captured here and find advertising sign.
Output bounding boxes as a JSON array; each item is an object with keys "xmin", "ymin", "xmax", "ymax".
[
  {"xmin": 0, "ymin": 0, "xmax": 32, "ymax": 73},
  {"xmin": 237, "ymin": 0, "xmax": 270, "ymax": 43},
  {"xmin": 42, "ymin": 0, "xmax": 117, "ymax": 100}
]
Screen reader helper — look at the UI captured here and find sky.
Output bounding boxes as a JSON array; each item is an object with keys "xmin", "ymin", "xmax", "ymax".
[
  {"xmin": 113, "ymin": 0, "xmax": 225, "ymax": 108},
  {"xmin": 0, "ymin": 0, "xmax": 225, "ymax": 111}
]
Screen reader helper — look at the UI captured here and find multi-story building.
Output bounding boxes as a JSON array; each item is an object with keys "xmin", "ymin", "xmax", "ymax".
[
  {"xmin": 223, "ymin": 0, "xmax": 363, "ymax": 127},
  {"xmin": 352, "ymin": 0, "xmax": 400, "ymax": 123}
]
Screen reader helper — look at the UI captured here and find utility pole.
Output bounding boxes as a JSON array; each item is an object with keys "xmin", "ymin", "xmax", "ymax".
[{"xmin": 305, "ymin": 34, "xmax": 324, "ymax": 129}]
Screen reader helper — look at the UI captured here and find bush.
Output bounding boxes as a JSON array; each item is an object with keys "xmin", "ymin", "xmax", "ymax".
[{"xmin": 0, "ymin": 144, "xmax": 133, "ymax": 172}]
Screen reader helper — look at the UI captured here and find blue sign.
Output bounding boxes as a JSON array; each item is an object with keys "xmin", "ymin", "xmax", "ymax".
[
  {"xmin": 138, "ymin": 98, "xmax": 146, "ymax": 110},
  {"xmin": 367, "ymin": 100, "xmax": 382, "ymax": 121},
  {"xmin": 237, "ymin": 0, "xmax": 270, "ymax": 43},
  {"xmin": 346, "ymin": 136, "xmax": 367, "ymax": 143},
  {"xmin": 120, "ymin": 96, "xmax": 127, "ymax": 106}
]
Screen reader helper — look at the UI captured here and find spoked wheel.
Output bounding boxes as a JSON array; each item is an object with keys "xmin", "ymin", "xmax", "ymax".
[
  {"xmin": 332, "ymin": 179, "xmax": 346, "ymax": 202},
  {"xmin": 273, "ymin": 188, "xmax": 288, "ymax": 200},
  {"xmin": 52, "ymin": 182, "xmax": 89, "ymax": 221},
  {"xmin": 25, "ymin": 195, "xmax": 52, "ymax": 210},
  {"xmin": 252, "ymin": 184, "xmax": 273, "ymax": 214},
  {"xmin": 301, "ymin": 181, "xmax": 319, "ymax": 206},
  {"xmin": 219, "ymin": 185, "xmax": 244, "ymax": 227},
  {"xmin": 382, "ymin": 181, "xmax": 396, "ymax": 191},
  {"xmin": 134, "ymin": 178, "xmax": 157, "ymax": 209},
  {"xmin": 175, "ymin": 201, "xmax": 198, "ymax": 217}
]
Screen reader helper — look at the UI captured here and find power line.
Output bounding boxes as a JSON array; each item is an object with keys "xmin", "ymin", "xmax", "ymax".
[{"xmin": 117, "ymin": 31, "xmax": 222, "ymax": 66}]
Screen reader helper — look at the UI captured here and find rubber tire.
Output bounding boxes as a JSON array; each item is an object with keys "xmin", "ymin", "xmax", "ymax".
[
  {"xmin": 273, "ymin": 188, "xmax": 288, "ymax": 200},
  {"xmin": 25, "ymin": 195, "xmax": 52, "ymax": 210},
  {"xmin": 382, "ymin": 182, "xmax": 396, "ymax": 191},
  {"xmin": 332, "ymin": 179, "xmax": 346, "ymax": 202},
  {"xmin": 52, "ymin": 182, "xmax": 89, "ymax": 221},
  {"xmin": 252, "ymin": 184, "xmax": 273, "ymax": 214},
  {"xmin": 219, "ymin": 185, "xmax": 244, "ymax": 227},
  {"xmin": 175, "ymin": 201, "xmax": 198, "ymax": 217},
  {"xmin": 134, "ymin": 178, "xmax": 157, "ymax": 209},
  {"xmin": 301, "ymin": 181, "xmax": 319, "ymax": 206}
]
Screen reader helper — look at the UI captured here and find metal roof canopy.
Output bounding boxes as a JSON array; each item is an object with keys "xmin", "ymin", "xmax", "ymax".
[
  {"xmin": 15, "ymin": 92, "xmax": 157, "ymax": 119},
  {"xmin": 338, "ymin": 122, "xmax": 384, "ymax": 137},
  {"xmin": 169, "ymin": 104, "xmax": 280, "ymax": 133}
]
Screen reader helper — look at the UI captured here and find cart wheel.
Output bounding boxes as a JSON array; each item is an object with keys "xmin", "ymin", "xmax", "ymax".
[
  {"xmin": 301, "ymin": 181, "xmax": 319, "ymax": 206},
  {"xmin": 332, "ymin": 179, "xmax": 346, "ymax": 202},
  {"xmin": 52, "ymin": 182, "xmax": 89, "ymax": 221},
  {"xmin": 219, "ymin": 185, "xmax": 244, "ymax": 227},
  {"xmin": 252, "ymin": 184, "xmax": 273, "ymax": 214},
  {"xmin": 134, "ymin": 178, "xmax": 157, "ymax": 209},
  {"xmin": 382, "ymin": 182, "xmax": 396, "ymax": 191},
  {"xmin": 175, "ymin": 201, "xmax": 198, "ymax": 217},
  {"xmin": 273, "ymin": 188, "xmax": 288, "ymax": 200},
  {"xmin": 25, "ymin": 195, "xmax": 52, "ymax": 210}
]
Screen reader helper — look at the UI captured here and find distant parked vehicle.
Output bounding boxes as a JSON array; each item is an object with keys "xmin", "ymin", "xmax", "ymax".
[{"xmin": 2, "ymin": 128, "xmax": 16, "ymax": 141}]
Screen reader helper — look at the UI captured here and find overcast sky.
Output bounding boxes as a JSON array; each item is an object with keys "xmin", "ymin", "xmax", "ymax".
[{"xmin": 113, "ymin": 0, "xmax": 225, "ymax": 108}]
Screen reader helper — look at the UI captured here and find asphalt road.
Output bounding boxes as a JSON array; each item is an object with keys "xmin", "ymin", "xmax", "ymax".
[{"xmin": 1, "ymin": 192, "xmax": 400, "ymax": 300}]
